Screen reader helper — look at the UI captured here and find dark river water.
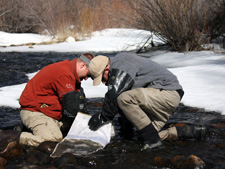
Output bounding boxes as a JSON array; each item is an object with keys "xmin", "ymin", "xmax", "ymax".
[{"xmin": 0, "ymin": 52, "xmax": 225, "ymax": 169}]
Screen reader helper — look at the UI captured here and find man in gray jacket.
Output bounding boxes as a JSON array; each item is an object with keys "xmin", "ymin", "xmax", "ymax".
[{"xmin": 88, "ymin": 53, "xmax": 206, "ymax": 150}]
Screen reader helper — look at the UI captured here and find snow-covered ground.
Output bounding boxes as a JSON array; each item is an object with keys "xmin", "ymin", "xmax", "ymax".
[{"xmin": 0, "ymin": 28, "xmax": 225, "ymax": 115}]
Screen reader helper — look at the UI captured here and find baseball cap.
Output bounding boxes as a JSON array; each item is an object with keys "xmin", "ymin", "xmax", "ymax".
[{"xmin": 89, "ymin": 55, "xmax": 109, "ymax": 86}]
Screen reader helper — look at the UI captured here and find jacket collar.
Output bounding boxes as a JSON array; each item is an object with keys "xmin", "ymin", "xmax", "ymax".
[{"xmin": 70, "ymin": 59, "xmax": 81, "ymax": 89}]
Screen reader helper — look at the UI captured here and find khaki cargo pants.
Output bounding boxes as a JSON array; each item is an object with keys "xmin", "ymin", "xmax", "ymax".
[
  {"xmin": 19, "ymin": 110, "xmax": 63, "ymax": 147},
  {"xmin": 117, "ymin": 88, "xmax": 180, "ymax": 140}
]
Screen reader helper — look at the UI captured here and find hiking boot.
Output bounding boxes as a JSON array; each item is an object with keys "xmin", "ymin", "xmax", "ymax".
[
  {"xmin": 176, "ymin": 124, "xmax": 207, "ymax": 141},
  {"xmin": 139, "ymin": 123, "xmax": 163, "ymax": 151}
]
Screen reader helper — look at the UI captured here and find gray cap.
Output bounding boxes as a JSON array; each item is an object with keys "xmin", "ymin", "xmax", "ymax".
[{"xmin": 79, "ymin": 54, "xmax": 91, "ymax": 66}]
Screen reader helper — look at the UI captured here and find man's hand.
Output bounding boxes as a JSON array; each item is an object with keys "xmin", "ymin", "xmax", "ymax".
[
  {"xmin": 40, "ymin": 103, "xmax": 49, "ymax": 108},
  {"xmin": 88, "ymin": 113, "xmax": 107, "ymax": 131}
]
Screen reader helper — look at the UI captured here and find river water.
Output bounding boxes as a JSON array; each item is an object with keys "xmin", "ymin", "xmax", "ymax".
[{"xmin": 0, "ymin": 52, "xmax": 225, "ymax": 169}]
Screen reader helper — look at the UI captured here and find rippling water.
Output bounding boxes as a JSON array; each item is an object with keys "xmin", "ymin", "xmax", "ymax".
[{"xmin": 0, "ymin": 52, "xmax": 225, "ymax": 169}]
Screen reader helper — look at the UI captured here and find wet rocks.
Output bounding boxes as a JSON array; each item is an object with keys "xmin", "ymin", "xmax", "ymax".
[
  {"xmin": 25, "ymin": 149, "xmax": 52, "ymax": 165},
  {"xmin": 154, "ymin": 155, "xmax": 206, "ymax": 169},
  {"xmin": 171, "ymin": 155, "xmax": 206, "ymax": 169},
  {"xmin": 1, "ymin": 102, "xmax": 225, "ymax": 169},
  {"xmin": 183, "ymin": 155, "xmax": 206, "ymax": 169},
  {"xmin": 0, "ymin": 140, "xmax": 24, "ymax": 159},
  {"xmin": 37, "ymin": 141, "xmax": 58, "ymax": 154},
  {"xmin": 0, "ymin": 157, "xmax": 7, "ymax": 169},
  {"xmin": 53, "ymin": 153, "xmax": 79, "ymax": 168}
]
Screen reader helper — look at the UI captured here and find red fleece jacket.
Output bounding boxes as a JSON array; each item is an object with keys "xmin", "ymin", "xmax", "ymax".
[{"xmin": 19, "ymin": 59, "xmax": 81, "ymax": 120}]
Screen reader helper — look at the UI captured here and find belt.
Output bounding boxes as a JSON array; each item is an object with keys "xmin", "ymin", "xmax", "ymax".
[{"xmin": 176, "ymin": 89, "xmax": 184, "ymax": 100}]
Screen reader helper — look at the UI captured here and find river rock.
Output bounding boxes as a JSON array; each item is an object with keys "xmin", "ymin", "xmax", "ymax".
[
  {"xmin": 37, "ymin": 141, "xmax": 58, "ymax": 154},
  {"xmin": 153, "ymin": 154, "xmax": 206, "ymax": 169},
  {"xmin": 154, "ymin": 156, "xmax": 170, "ymax": 168},
  {"xmin": 25, "ymin": 149, "xmax": 52, "ymax": 165},
  {"xmin": 0, "ymin": 140, "xmax": 24, "ymax": 159},
  {"xmin": 0, "ymin": 157, "xmax": 7, "ymax": 169},
  {"xmin": 171, "ymin": 155, "xmax": 206, "ymax": 169},
  {"xmin": 54, "ymin": 153, "xmax": 79, "ymax": 168},
  {"xmin": 65, "ymin": 37, "xmax": 75, "ymax": 42}
]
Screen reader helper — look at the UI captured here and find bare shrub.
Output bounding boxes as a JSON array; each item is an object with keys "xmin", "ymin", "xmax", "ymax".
[
  {"xmin": 129, "ymin": 0, "xmax": 214, "ymax": 51},
  {"xmin": 207, "ymin": 0, "xmax": 225, "ymax": 40},
  {"xmin": 0, "ymin": 0, "xmax": 137, "ymax": 40},
  {"xmin": 1, "ymin": 0, "xmax": 224, "ymax": 48},
  {"xmin": 0, "ymin": 0, "xmax": 40, "ymax": 33},
  {"xmin": 20, "ymin": 0, "xmax": 79, "ymax": 40},
  {"xmin": 39, "ymin": 0, "xmax": 136, "ymax": 39},
  {"xmin": 95, "ymin": 0, "xmax": 135, "ymax": 29}
]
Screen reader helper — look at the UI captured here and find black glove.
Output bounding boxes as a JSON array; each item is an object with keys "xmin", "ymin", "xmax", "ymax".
[
  {"xmin": 88, "ymin": 112, "xmax": 107, "ymax": 131},
  {"xmin": 60, "ymin": 89, "xmax": 87, "ymax": 137},
  {"xmin": 62, "ymin": 88, "xmax": 87, "ymax": 118}
]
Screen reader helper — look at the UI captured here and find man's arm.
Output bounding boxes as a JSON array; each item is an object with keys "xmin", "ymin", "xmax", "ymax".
[{"xmin": 88, "ymin": 69, "xmax": 134, "ymax": 131}]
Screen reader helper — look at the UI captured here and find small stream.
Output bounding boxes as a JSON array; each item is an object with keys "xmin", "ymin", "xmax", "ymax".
[{"xmin": 0, "ymin": 52, "xmax": 225, "ymax": 169}]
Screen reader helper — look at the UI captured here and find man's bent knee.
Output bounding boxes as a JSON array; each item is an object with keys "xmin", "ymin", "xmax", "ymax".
[
  {"xmin": 117, "ymin": 90, "xmax": 134, "ymax": 108},
  {"xmin": 117, "ymin": 92, "xmax": 127, "ymax": 108}
]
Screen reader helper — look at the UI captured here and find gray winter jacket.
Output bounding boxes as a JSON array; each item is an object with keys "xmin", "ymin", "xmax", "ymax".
[{"xmin": 109, "ymin": 52, "xmax": 183, "ymax": 91}]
